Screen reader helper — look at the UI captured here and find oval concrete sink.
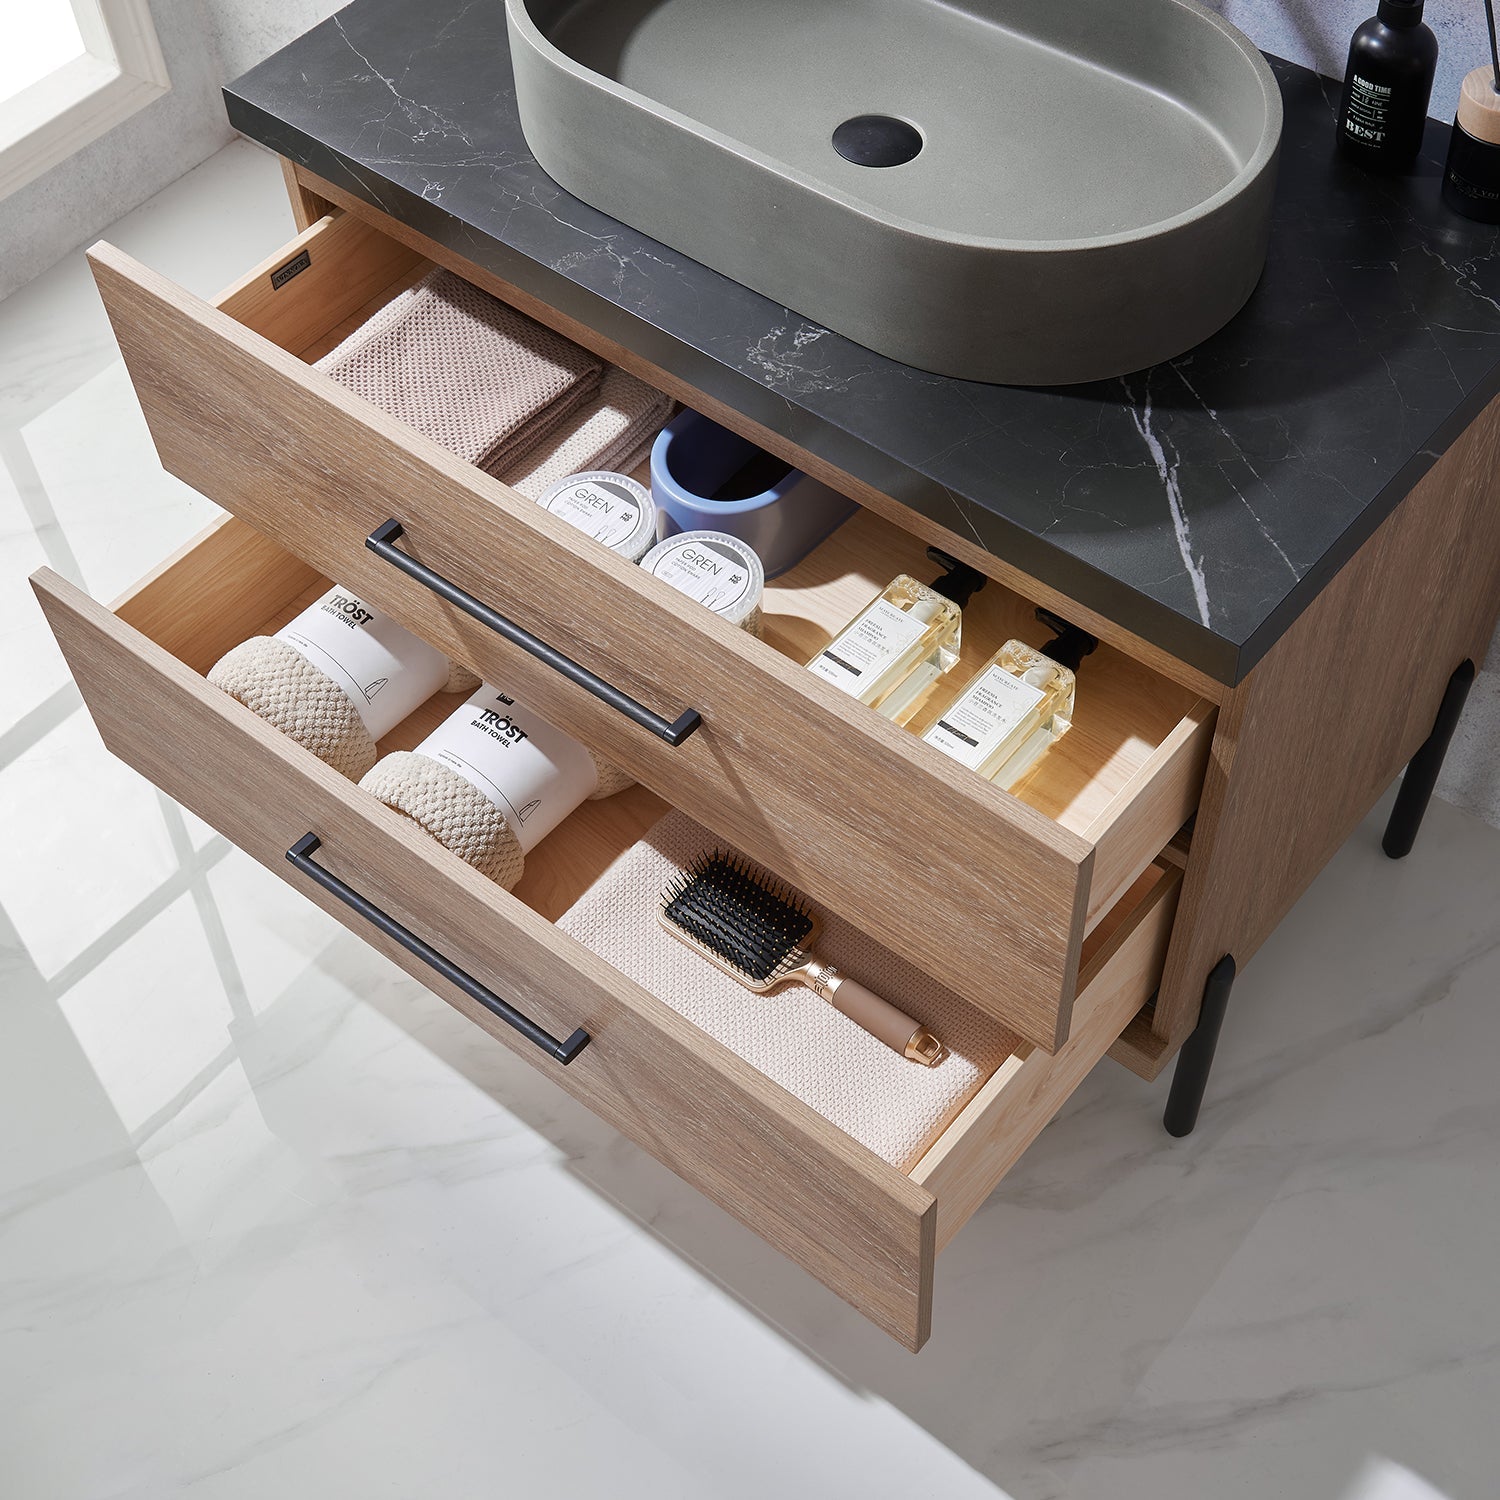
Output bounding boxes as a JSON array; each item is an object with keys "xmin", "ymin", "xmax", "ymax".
[{"xmin": 507, "ymin": 0, "xmax": 1282, "ymax": 386}]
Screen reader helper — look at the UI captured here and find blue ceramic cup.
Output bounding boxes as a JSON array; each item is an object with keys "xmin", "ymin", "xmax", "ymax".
[{"xmin": 650, "ymin": 409, "xmax": 855, "ymax": 578}]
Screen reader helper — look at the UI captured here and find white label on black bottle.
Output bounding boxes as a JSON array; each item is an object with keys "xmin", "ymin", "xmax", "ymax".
[
  {"xmin": 276, "ymin": 587, "xmax": 449, "ymax": 740},
  {"xmin": 1344, "ymin": 75, "xmax": 1392, "ymax": 145},
  {"xmin": 648, "ymin": 537, "xmax": 753, "ymax": 614},
  {"xmin": 415, "ymin": 685, "xmax": 598, "ymax": 853},
  {"xmin": 923, "ymin": 665, "xmax": 1045, "ymax": 770},
  {"xmin": 543, "ymin": 478, "xmax": 641, "ymax": 548},
  {"xmin": 808, "ymin": 598, "xmax": 928, "ymax": 691}
]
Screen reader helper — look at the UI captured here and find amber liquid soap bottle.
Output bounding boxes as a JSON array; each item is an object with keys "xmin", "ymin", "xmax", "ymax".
[
  {"xmin": 923, "ymin": 612, "xmax": 1097, "ymax": 791},
  {"xmin": 1337, "ymin": 0, "xmax": 1439, "ymax": 171},
  {"xmin": 807, "ymin": 549, "xmax": 986, "ymax": 725}
]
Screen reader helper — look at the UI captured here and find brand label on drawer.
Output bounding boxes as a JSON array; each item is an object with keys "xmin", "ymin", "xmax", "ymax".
[
  {"xmin": 923, "ymin": 665, "xmax": 1045, "ymax": 770},
  {"xmin": 276, "ymin": 587, "xmax": 450, "ymax": 740},
  {"xmin": 542, "ymin": 477, "xmax": 644, "ymax": 549},
  {"xmin": 809, "ymin": 598, "xmax": 929, "ymax": 692},
  {"xmin": 647, "ymin": 537, "xmax": 754, "ymax": 614},
  {"xmin": 415, "ymin": 685, "xmax": 599, "ymax": 852}
]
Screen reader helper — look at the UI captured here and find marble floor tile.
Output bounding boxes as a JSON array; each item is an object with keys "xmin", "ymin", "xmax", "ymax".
[{"xmin": 2, "ymin": 138, "xmax": 1499, "ymax": 1500}]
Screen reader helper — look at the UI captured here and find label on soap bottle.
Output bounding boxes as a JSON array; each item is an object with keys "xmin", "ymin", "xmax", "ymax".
[
  {"xmin": 923, "ymin": 665, "xmax": 1046, "ymax": 770},
  {"xmin": 1343, "ymin": 74, "xmax": 1392, "ymax": 147},
  {"xmin": 415, "ymin": 685, "xmax": 599, "ymax": 853},
  {"xmin": 276, "ymin": 587, "xmax": 449, "ymax": 740},
  {"xmin": 808, "ymin": 597, "xmax": 929, "ymax": 692}
]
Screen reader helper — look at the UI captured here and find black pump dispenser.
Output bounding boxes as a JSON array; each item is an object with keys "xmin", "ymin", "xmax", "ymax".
[
  {"xmin": 1337, "ymin": 0, "xmax": 1439, "ymax": 170},
  {"xmin": 1035, "ymin": 608, "xmax": 1099, "ymax": 673},
  {"xmin": 925, "ymin": 546, "xmax": 988, "ymax": 610}
]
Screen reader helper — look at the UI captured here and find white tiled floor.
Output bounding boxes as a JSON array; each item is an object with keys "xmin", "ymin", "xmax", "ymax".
[{"xmin": 3, "ymin": 141, "xmax": 1500, "ymax": 1500}]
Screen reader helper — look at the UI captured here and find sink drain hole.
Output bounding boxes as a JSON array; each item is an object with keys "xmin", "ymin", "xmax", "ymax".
[{"xmin": 832, "ymin": 115, "xmax": 922, "ymax": 168}]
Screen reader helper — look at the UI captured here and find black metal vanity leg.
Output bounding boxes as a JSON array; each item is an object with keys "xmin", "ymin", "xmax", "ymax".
[
  {"xmin": 1163, "ymin": 955, "xmax": 1236, "ymax": 1138},
  {"xmin": 1382, "ymin": 659, "xmax": 1477, "ymax": 860}
]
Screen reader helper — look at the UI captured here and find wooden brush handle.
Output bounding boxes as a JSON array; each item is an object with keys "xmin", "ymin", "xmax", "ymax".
[{"xmin": 812, "ymin": 967, "xmax": 943, "ymax": 1064}]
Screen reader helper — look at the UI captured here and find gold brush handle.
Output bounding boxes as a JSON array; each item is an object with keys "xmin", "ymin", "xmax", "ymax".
[{"xmin": 805, "ymin": 963, "xmax": 946, "ymax": 1065}]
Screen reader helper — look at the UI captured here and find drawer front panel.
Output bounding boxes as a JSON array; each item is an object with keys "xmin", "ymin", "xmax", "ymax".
[
  {"xmin": 32, "ymin": 559, "xmax": 938, "ymax": 1350},
  {"xmin": 90, "ymin": 239, "xmax": 1095, "ymax": 1052}
]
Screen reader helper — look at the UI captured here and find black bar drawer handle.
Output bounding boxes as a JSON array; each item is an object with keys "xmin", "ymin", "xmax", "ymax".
[
  {"xmin": 366, "ymin": 519, "xmax": 702, "ymax": 747},
  {"xmin": 287, "ymin": 833, "xmax": 589, "ymax": 1064}
]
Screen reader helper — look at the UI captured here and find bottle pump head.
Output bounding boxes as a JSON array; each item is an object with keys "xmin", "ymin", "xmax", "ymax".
[
  {"xmin": 1376, "ymin": 0, "xmax": 1425, "ymax": 26},
  {"xmin": 1035, "ymin": 607, "xmax": 1099, "ymax": 672},
  {"xmin": 925, "ymin": 546, "xmax": 988, "ymax": 609}
]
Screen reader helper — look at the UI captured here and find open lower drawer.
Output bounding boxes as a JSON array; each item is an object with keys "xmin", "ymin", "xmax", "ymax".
[
  {"xmin": 33, "ymin": 517, "xmax": 1179, "ymax": 1351},
  {"xmin": 87, "ymin": 208, "xmax": 1209, "ymax": 1054}
]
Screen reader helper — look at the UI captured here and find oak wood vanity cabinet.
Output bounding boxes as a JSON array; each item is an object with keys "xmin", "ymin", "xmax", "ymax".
[{"xmin": 32, "ymin": 160, "xmax": 1500, "ymax": 1351}]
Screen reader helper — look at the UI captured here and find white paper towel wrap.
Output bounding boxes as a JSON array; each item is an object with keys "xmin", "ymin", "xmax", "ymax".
[
  {"xmin": 207, "ymin": 587, "xmax": 478, "ymax": 780},
  {"xmin": 359, "ymin": 684, "xmax": 634, "ymax": 888}
]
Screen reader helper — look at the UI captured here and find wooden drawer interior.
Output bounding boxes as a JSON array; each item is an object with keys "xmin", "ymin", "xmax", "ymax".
[
  {"xmin": 34, "ymin": 518, "xmax": 1180, "ymax": 1346},
  {"xmin": 215, "ymin": 213, "xmax": 1212, "ymax": 889},
  {"xmin": 91, "ymin": 211, "xmax": 1211, "ymax": 1053}
]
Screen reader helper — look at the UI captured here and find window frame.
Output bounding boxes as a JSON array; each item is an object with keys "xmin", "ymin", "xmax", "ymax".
[{"xmin": 0, "ymin": 0, "xmax": 170, "ymax": 202}]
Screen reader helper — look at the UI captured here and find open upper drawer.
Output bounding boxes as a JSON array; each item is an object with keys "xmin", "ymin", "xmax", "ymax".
[
  {"xmin": 87, "ymin": 208, "xmax": 1212, "ymax": 1052},
  {"xmin": 33, "ymin": 516, "xmax": 1181, "ymax": 1349}
]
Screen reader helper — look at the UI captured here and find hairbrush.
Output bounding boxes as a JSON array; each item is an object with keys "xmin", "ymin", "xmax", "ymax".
[{"xmin": 658, "ymin": 851, "xmax": 945, "ymax": 1065}]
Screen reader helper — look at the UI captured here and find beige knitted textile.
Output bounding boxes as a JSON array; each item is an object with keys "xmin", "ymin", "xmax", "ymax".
[
  {"xmin": 558, "ymin": 811, "xmax": 1022, "ymax": 1169},
  {"xmin": 209, "ymin": 640, "xmax": 477, "ymax": 781},
  {"xmin": 360, "ymin": 746, "xmax": 635, "ymax": 890},
  {"xmin": 315, "ymin": 267, "xmax": 601, "ymax": 472},
  {"xmin": 209, "ymin": 636, "xmax": 380, "ymax": 779},
  {"xmin": 501, "ymin": 367, "xmax": 674, "ymax": 499}
]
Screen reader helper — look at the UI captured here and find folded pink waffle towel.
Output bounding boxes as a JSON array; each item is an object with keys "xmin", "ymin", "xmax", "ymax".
[{"xmin": 315, "ymin": 266, "xmax": 601, "ymax": 472}]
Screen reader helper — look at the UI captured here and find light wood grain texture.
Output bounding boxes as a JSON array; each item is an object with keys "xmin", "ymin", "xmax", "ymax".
[
  {"xmin": 1154, "ymin": 391, "xmax": 1500, "ymax": 1055},
  {"xmin": 34, "ymin": 519, "xmax": 1176, "ymax": 1347},
  {"xmin": 89, "ymin": 235, "xmax": 1104, "ymax": 1053},
  {"xmin": 211, "ymin": 210, "xmax": 422, "ymax": 359},
  {"xmin": 34, "ymin": 556, "xmax": 941, "ymax": 1350},
  {"xmin": 282, "ymin": 157, "xmax": 335, "ymax": 231},
  {"xmin": 911, "ymin": 866, "xmax": 1179, "ymax": 1248},
  {"xmin": 1082, "ymin": 701, "xmax": 1213, "ymax": 928},
  {"xmin": 1458, "ymin": 66, "xmax": 1500, "ymax": 146},
  {"xmin": 290, "ymin": 163, "xmax": 1228, "ymax": 705},
  {"xmin": 1106, "ymin": 1005, "xmax": 1173, "ymax": 1077},
  {"xmin": 112, "ymin": 512, "xmax": 320, "ymax": 658}
]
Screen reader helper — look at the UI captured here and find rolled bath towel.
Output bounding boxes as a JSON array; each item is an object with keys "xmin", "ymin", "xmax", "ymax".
[
  {"xmin": 208, "ymin": 585, "xmax": 476, "ymax": 780},
  {"xmin": 360, "ymin": 683, "xmax": 634, "ymax": 890}
]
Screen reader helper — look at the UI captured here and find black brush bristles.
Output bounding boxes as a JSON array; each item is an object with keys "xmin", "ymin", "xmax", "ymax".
[{"xmin": 660, "ymin": 851, "xmax": 814, "ymax": 986}]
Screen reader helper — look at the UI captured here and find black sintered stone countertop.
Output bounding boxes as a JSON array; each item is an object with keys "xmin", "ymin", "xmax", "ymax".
[{"xmin": 225, "ymin": 0, "xmax": 1500, "ymax": 686}]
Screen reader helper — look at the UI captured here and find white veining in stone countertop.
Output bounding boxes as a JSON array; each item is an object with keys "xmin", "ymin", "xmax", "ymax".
[{"xmin": 4, "ymin": 137, "xmax": 1500, "ymax": 1500}]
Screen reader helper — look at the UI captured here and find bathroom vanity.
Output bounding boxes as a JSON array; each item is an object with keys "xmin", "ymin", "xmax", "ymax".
[{"xmin": 31, "ymin": 0, "xmax": 1500, "ymax": 1350}]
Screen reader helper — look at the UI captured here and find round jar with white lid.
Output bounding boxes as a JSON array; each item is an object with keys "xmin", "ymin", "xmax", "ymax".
[
  {"xmin": 535, "ymin": 471, "xmax": 657, "ymax": 561},
  {"xmin": 640, "ymin": 529, "xmax": 764, "ymax": 634}
]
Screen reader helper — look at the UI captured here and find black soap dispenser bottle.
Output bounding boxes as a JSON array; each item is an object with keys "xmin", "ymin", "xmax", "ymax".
[{"xmin": 1337, "ymin": 0, "xmax": 1439, "ymax": 170}]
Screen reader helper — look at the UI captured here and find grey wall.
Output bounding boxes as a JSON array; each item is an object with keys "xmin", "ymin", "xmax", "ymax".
[{"xmin": 1208, "ymin": 1, "xmax": 1492, "ymax": 123}]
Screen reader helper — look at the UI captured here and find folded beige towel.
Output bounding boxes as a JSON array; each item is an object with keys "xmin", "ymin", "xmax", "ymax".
[
  {"xmin": 315, "ymin": 267, "xmax": 601, "ymax": 472},
  {"xmin": 558, "ymin": 810, "xmax": 1021, "ymax": 1170},
  {"xmin": 500, "ymin": 366, "xmax": 674, "ymax": 499}
]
